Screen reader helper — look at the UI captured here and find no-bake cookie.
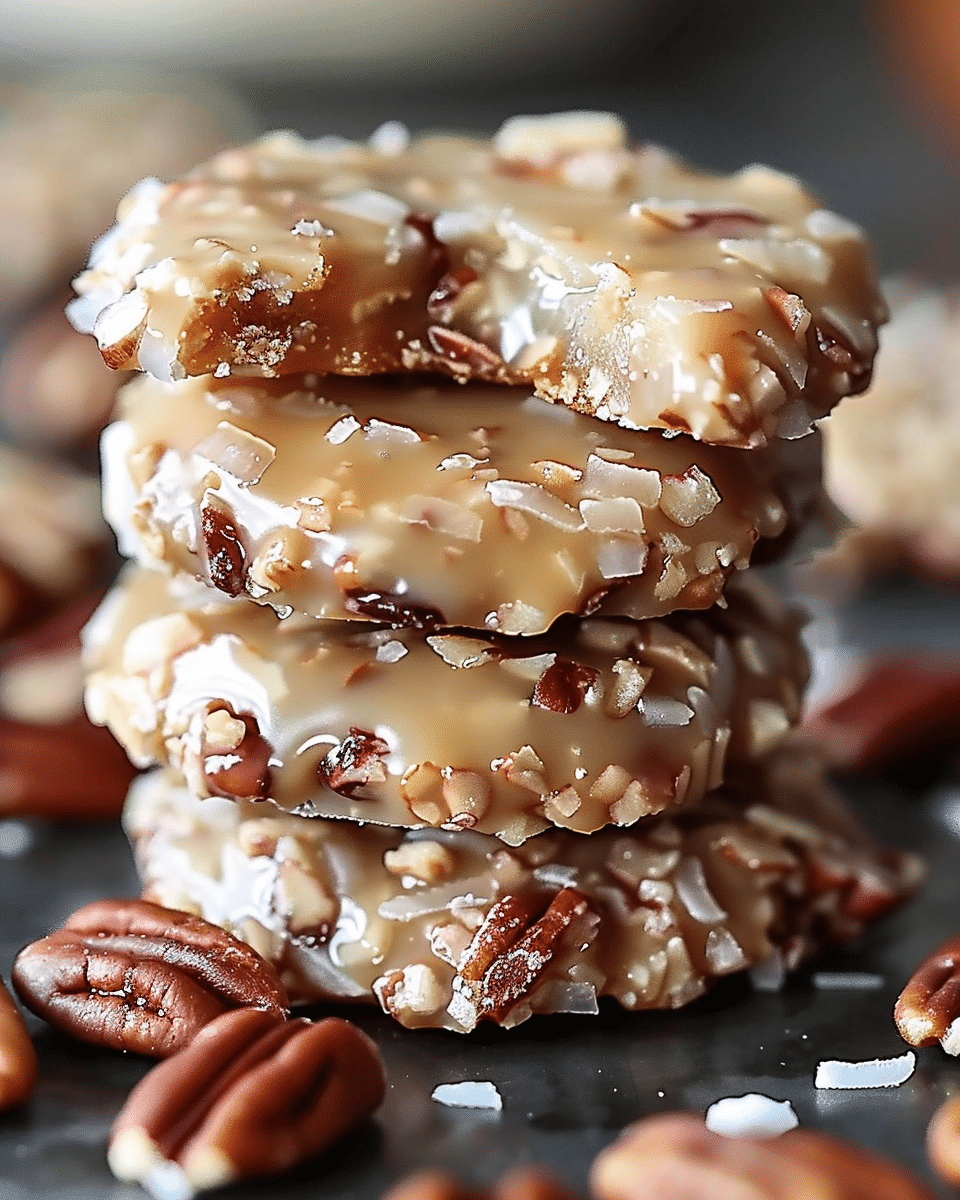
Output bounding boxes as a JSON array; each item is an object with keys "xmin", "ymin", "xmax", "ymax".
[
  {"xmin": 69, "ymin": 112, "xmax": 885, "ymax": 448},
  {"xmin": 85, "ymin": 567, "xmax": 808, "ymax": 843},
  {"xmin": 103, "ymin": 373, "xmax": 817, "ymax": 632},
  {"xmin": 124, "ymin": 748, "xmax": 919, "ymax": 1032}
]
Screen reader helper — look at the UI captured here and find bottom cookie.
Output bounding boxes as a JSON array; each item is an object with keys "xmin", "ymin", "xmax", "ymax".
[{"xmin": 124, "ymin": 751, "xmax": 921, "ymax": 1033}]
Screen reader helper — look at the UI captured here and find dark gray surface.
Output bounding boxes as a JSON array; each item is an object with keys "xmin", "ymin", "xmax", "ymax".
[{"xmin": 1, "ymin": 762, "xmax": 960, "ymax": 1198}]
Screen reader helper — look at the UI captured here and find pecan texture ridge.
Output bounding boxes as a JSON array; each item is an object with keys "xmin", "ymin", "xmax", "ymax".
[{"xmin": 450, "ymin": 887, "xmax": 592, "ymax": 1027}]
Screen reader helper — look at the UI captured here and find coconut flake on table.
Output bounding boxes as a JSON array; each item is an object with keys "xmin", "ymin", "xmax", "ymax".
[
  {"xmin": 705, "ymin": 1094, "xmax": 799, "ymax": 1138},
  {"xmin": 431, "ymin": 1081, "xmax": 503, "ymax": 1111},
  {"xmin": 812, "ymin": 971, "xmax": 885, "ymax": 990},
  {"xmin": 814, "ymin": 1051, "xmax": 915, "ymax": 1090}
]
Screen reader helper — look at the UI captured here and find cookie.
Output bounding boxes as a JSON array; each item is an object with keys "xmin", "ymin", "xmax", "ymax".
[
  {"xmin": 823, "ymin": 282, "xmax": 960, "ymax": 582},
  {"xmin": 124, "ymin": 749, "xmax": 920, "ymax": 1032},
  {"xmin": 69, "ymin": 112, "xmax": 884, "ymax": 448},
  {"xmin": 103, "ymin": 372, "xmax": 818, "ymax": 633},
  {"xmin": 84, "ymin": 566, "xmax": 808, "ymax": 843}
]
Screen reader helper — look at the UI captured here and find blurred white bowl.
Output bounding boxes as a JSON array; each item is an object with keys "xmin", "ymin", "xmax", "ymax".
[{"xmin": 0, "ymin": 0, "xmax": 675, "ymax": 81}]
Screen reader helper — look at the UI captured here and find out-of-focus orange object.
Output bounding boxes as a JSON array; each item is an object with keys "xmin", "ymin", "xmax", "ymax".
[{"xmin": 877, "ymin": 1, "xmax": 960, "ymax": 150}]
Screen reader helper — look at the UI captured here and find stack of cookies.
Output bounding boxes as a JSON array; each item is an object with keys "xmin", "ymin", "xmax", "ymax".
[{"xmin": 72, "ymin": 112, "xmax": 917, "ymax": 1031}]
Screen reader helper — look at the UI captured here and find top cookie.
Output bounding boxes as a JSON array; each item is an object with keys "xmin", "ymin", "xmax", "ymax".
[{"xmin": 69, "ymin": 112, "xmax": 885, "ymax": 448}]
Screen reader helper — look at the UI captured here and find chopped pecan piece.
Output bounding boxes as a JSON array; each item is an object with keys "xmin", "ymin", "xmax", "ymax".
[
  {"xmin": 427, "ymin": 266, "xmax": 479, "ymax": 320},
  {"xmin": 764, "ymin": 285, "xmax": 809, "ymax": 334},
  {"xmin": 200, "ymin": 497, "xmax": 248, "ymax": 597},
  {"xmin": 812, "ymin": 318, "xmax": 873, "ymax": 392},
  {"xmin": 343, "ymin": 587, "xmax": 445, "ymax": 630},
  {"xmin": 108, "ymin": 1010, "xmax": 384, "ymax": 1195},
  {"xmin": 318, "ymin": 726, "xmax": 390, "ymax": 797},
  {"xmin": 427, "ymin": 325, "xmax": 507, "ymax": 372},
  {"xmin": 531, "ymin": 660, "xmax": 598, "ymax": 714},
  {"xmin": 404, "ymin": 211, "xmax": 449, "ymax": 276},
  {"xmin": 895, "ymin": 934, "xmax": 960, "ymax": 1052},
  {"xmin": 451, "ymin": 888, "xmax": 592, "ymax": 1026},
  {"xmin": 202, "ymin": 710, "xmax": 273, "ymax": 802},
  {"xmin": 12, "ymin": 899, "xmax": 288, "ymax": 1057}
]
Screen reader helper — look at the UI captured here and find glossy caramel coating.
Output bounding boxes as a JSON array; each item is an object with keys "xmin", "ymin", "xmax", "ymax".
[
  {"xmin": 85, "ymin": 566, "xmax": 808, "ymax": 842},
  {"xmin": 70, "ymin": 113, "xmax": 884, "ymax": 448},
  {"xmin": 103, "ymin": 373, "xmax": 817, "ymax": 633},
  {"xmin": 124, "ymin": 752, "xmax": 920, "ymax": 1032}
]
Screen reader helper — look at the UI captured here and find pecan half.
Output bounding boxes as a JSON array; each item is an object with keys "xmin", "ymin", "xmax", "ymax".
[
  {"xmin": 384, "ymin": 1168, "xmax": 575, "ymax": 1200},
  {"xmin": 591, "ymin": 1113, "xmax": 936, "ymax": 1200},
  {"xmin": 12, "ymin": 899, "xmax": 288, "ymax": 1057},
  {"xmin": 0, "ymin": 712, "xmax": 135, "ymax": 819},
  {"xmin": 108, "ymin": 1010, "xmax": 384, "ymax": 1195},
  {"xmin": 318, "ymin": 727, "xmax": 390, "ymax": 797},
  {"xmin": 803, "ymin": 657, "xmax": 960, "ymax": 771},
  {"xmin": 450, "ymin": 888, "xmax": 592, "ymax": 1028},
  {"xmin": 0, "ymin": 589, "xmax": 136, "ymax": 818},
  {"xmin": 0, "ymin": 977, "xmax": 36, "ymax": 1112},
  {"xmin": 895, "ymin": 934, "xmax": 960, "ymax": 1052}
]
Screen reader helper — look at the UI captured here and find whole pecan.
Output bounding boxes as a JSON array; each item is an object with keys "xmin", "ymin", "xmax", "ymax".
[
  {"xmin": 0, "ymin": 977, "xmax": 36, "ymax": 1112},
  {"xmin": 895, "ymin": 933, "xmax": 960, "ymax": 1052},
  {"xmin": 927, "ymin": 1094, "xmax": 960, "ymax": 1187},
  {"xmin": 0, "ymin": 713, "xmax": 135, "ymax": 819},
  {"xmin": 108, "ymin": 1009, "xmax": 384, "ymax": 1195},
  {"xmin": 803, "ymin": 657, "xmax": 960, "ymax": 771},
  {"xmin": 591, "ymin": 1112, "xmax": 936, "ymax": 1200},
  {"xmin": 0, "ymin": 590, "xmax": 136, "ymax": 818},
  {"xmin": 12, "ymin": 899, "xmax": 288, "ymax": 1057},
  {"xmin": 383, "ymin": 1168, "xmax": 575, "ymax": 1200}
]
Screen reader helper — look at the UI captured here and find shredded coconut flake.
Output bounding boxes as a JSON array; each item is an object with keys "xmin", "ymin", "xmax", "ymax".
[
  {"xmin": 431, "ymin": 1081, "xmax": 503, "ymax": 1111},
  {"xmin": 705, "ymin": 1094, "xmax": 799, "ymax": 1139},
  {"xmin": 814, "ymin": 1052, "xmax": 915, "ymax": 1090}
]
